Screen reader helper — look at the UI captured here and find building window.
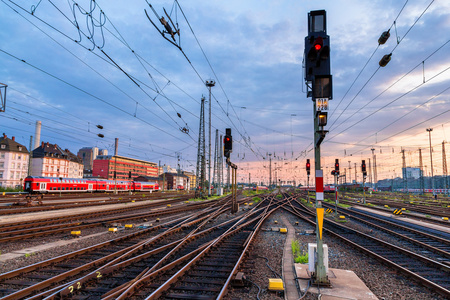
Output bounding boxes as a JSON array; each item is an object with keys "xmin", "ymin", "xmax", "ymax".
[
  {"xmin": 17, "ymin": 163, "xmax": 21, "ymax": 169},
  {"xmin": 0, "ymin": 145, "xmax": 5, "ymax": 149},
  {"xmin": 11, "ymin": 162, "xmax": 15, "ymax": 169},
  {"xmin": 0, "ymin": 153, "xmax": 4, "ymax": 158},
  {"xmin": 15, "ymin": 173, "xmax": 19, "ymax": 179},
  {"xmin": 18, "ymin": 154, "xmax": 21, "ymax": 160},
  {"xmin": 0, "ymin": 162, "xmax": 3, "ymax": 168},
  {"xmin": 12, "ymin": 153, "xmax": 16, "ymax": 159},
  {"xmin": 0, "ymin": 171, "xmax": 3, "ymax": 178},
  {"xmin": 10, "ymin": 171, "xmax": 14, "ymax": 179}
]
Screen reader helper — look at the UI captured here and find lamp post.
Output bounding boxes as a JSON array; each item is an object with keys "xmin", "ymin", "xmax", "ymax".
[{"xmin": 427, "ymin": 128, "xmax": 434, "ymax": 197}]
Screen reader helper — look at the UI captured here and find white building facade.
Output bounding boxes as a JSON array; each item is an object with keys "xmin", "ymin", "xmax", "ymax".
[{"xmin": 0, "ymin": 134, "xmax": 30, "ymax": 188}]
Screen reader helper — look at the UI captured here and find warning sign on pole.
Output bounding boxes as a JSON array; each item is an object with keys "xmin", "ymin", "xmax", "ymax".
[{"xmin": 316, "ymin": 169, "xmax": 324, "ymax": 201}]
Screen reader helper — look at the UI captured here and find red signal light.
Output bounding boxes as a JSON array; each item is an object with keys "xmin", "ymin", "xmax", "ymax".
[{"xmin": 314, "ymin": 43, "xmax": 322, "ymax": 51}]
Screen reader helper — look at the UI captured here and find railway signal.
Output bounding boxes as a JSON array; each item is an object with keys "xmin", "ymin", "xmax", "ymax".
[
  {"xmin": 306, "ymin": 159, "xmax": 311, "ymax": 175},
  {"xmin": 224, "ymin": 128, "xmax": 232, "ymax": 159},
  {"xmin": 361, "ymin": 160, "xmax": 367, "ymax": 176},
  {"xmin": 334, "ymin": 159, "xmax": 339, "ymax": 175}
]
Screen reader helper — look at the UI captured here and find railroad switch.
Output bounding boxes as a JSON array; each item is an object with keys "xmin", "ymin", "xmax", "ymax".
[
  {"xmin": 167, "ymin": 204, "xmax": 172, "ymax": 207},
  {"xmin": 109, "ymin": 228, "xmax": 118, "ymax": 233},
  {"xmin": 274, "ymin": 220, "xmax": 278, "ymax": 224},
  {"xmin": 338, "ymin": 215, "xmax": 345, "ymax": 220},
  {"xmin": 279, "ymin": 228, "xmax": 288, "ymax": 233},
  {"xmin": 443, "ymin": 217, "xmax": 449, "ymax": 221},
  {"xmin": 326, "ymin": 208, "xmax": 333, "ymax": 214},
  {"xmin": 231, "ymin": 272, "xmax": 246, "ymax": 287},
  {"xmin": 156, "ymin": 218, "xmax": 160, "ymax": 222},
  {"xmin": 384, "ymin": 205, "xmax": 389, "ymax": 208},
  {"xmin": 295, "ymin": 221, "xmax": 299, "ymax": 225},
  {"xmin": 268, "ymin": 278, "xmax": 284, "ymax": 291},
  {"xmin": 125, "ymin": 224, "xmax": 133, "ymax": 229}
]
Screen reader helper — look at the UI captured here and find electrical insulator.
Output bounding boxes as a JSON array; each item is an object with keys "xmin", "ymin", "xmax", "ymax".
[
  {"xmin": 378, "ymin": 30, "xmax": 390, "ymax": 45},
  {"xmin": 379, "ymin": 53, "xmax": 392, "ymax": 67},
  {"xmin": 96, "ymin": 125, "xmax": 103, "ymax": 129},
  {"xmin": 97, "ymin": 133, "xmax": 104, "ymax": 138}
]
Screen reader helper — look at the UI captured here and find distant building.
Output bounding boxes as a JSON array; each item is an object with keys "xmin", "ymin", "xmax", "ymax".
[
  {"xmin": 77, "ymin": 147, "xmax": 108, "ymax": 175},
  {"xmin": 182, "ymin": 171, "xmax": 196, "ymax": 190},
  {"xmin": 162, "ymin": 172, "xmax": 189, "ymax": 190},
  {"xmin": 93, "ymin": 155, "xmax": 158, "ymax": 180},
  {"xmin": 31, "ymin": 142, "xmax": 83, "ymax": 178},
  {"xmin": 403, "ymin": 167, "xmax": 421, "ymax": 179},
  {"xmin": 0, "ymin": 134, "xmax": 30, "ymax": 188}
]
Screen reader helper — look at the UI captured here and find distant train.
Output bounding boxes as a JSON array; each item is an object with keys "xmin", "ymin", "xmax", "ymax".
[
  {"xmin": 298, "ymin": 185, "xmax": 336, "ymax": 193},
  {"xmin": 23, "ymin": 176, "xmax": 159, "ymax": 194}
]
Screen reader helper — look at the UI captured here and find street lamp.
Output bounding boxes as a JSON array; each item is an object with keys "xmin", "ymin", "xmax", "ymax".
[{"xmin": 426, "ymin": 128, "xmax": 434, "ymax": 197}]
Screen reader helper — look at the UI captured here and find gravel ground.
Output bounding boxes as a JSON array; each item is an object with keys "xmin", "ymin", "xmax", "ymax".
[
  {"xmin": 225, "ymin": 208, "xmax": 447, "ymax": 300},
  {"xmin": 1, "ymin": 200, "xmax": 448, "ymax": 300}
]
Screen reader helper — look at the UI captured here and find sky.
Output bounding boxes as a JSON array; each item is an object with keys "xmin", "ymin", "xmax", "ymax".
[{"xmin": 1, "ymin": 0, "xmax": 449, "ymax": 185}]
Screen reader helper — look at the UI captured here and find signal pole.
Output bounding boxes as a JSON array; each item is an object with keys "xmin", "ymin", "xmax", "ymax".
[
  {"xmin": 427, "ymin": 128, "xmax": 434, "ymax": 197},
  {"xmin": 206, "ymin": 80, "xmax": 215, "ymax": 196},
  {"xmin": 304, "ymin": 10, "xmax": 332, "ymax": 285}
]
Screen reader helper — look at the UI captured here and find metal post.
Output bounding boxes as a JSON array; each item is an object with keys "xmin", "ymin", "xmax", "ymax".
[
  {"xmin": 427, "ymin": 128, "xmax": 434, "ymax": 197},
  {"xmin": 27, "ymin": 136, "xmax": 33, "ymax": 177},
  {"xmin": 307, "ymin": 175, "xmax": 310, "ymax": 203},
  {"xmin": 334, "ymin": 174, "xmax": 338, "ymax": 218},
  {"xmin": 206, "ymin": 80, "xmax": 215, "ymax": 196},
  {"xmin": 313, "ymin": 99, "xmax": 328, "ymax": 284},
  {"xmin": 363, "ymin": 175, "xmax": 366, "ymax": 204}
]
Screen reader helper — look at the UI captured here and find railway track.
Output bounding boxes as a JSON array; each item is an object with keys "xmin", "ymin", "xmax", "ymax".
[
  {"xmin": 286, "ymin": 199, "xmax": 450, "ymax": 298},
  {"xmin": 0, "ymin": 193, "xmax": 279, "ymax": 299},
  {"xmin": 321, "ymin": 202, "xmax": 450, "ymax": 265},
  {"xmin": 0, "ymin": 195, "xmax": 219, "ymax": 245}
]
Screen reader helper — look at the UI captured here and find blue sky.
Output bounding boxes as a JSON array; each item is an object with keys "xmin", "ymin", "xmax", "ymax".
[{"xmin": 1, "ymin": 0, "xmax": 449, "ymax": 185}]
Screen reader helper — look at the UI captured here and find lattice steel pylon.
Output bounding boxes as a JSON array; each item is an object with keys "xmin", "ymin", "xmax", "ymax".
[
  {"xmin": 402, "ymin": 149, "xmax": 407, "ymax": 193},
  {"xmin": 419, "ymin": 148, "xmax": 424, "ymax": 194},
  {"xmin": 195, "ymin": 97, "xmax": 207, "ymax": 198},
  {"xmin": 443, "ymin": 141, "xmax": 448, "ymax": 195}
]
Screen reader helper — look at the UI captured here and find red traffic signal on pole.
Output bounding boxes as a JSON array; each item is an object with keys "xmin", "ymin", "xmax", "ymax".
[
  {"xmin": 361, "ymin": 160, "xmax": 367, "ymax": 176},
  {"xmin": 224, "ymin": 128, "xmax": 232, "ymax": 158},
  {"xmin": 306, "ymin": 159, "xmax": 311, "ymax": 175}
]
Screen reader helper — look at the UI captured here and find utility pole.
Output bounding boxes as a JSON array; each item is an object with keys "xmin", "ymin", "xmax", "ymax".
[
  {"xmin": 402, "ymin": 149, "xmax": 407, "ymax": 193},
  {"xmin": 443, "ymin": 142, "xmax": 448, "ymax": 196},
  {"xmin": 419, "ymin": 148, "xmax": 424, "ymax": 195},
  {"xmin": 27, "ymin": 136, "xmax": 33, "ymax": 177},
  {"xmin": 213, "ymin": 129, "xmax": 218, "ymax": 189},
  {"xmin": 196, "ymin": 97, "xmax": 207, "ymax": 198},
  {"xmin": 371, "ymin": 148, "xmax": 377, "ymax": 190},
  {"xmin": 305, "ymin": 10, "xmax": 332, "ymax": 285},
  {"xmin": 206, "ymin": 80, "xmax": 215, "ymax": 196},
  {"xmin": 427, "ymin": 128, "xmax": 434, "ymax": 197},
  {"xmin": 348, "ymin": 161, "xmax": 352, "ymax": 184},
  {"xmin": 368, "ymin": 158, "xmax": 372, "ymax": 188},
  {"xmin": 354, "ymin": 162, "xmax": 357, "ymax": 183},
  {"xmin": 269, "ymin": 153, "xmax": 272, "ymax": 188},
  {"xmin": 218, "ymin": 134, "xmax": 223, "ymax": 195}
]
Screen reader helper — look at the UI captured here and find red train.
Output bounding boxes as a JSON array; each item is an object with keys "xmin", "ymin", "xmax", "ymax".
[
  {"xmin": 298, "ymin": 185, "xmax": 336, "ymax": 192},
  {"xmin": 23, "ymin": 176, "xmax": 159, "ymax": 194}
]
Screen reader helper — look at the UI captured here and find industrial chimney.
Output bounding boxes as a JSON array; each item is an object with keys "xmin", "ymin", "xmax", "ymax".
[
  {"xmin": 33, "ymin": 121, "xmax": 41, "ymax": 150},
  {"xmin": 114, "ymin": 138, "xmax": 118, "ymax": 156}
]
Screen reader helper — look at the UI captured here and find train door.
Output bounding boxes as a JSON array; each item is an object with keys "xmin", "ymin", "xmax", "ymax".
[
  {"xmin": 40, "ymin": 183, "xmax": 47, "ymax": 192},
  {"xmin": 88, "ymin": 184, "xmax": 93, "ymax": 192},
  {"xmin": 24, "ymin": 181, "xmax": 31, "ymax": 192}
]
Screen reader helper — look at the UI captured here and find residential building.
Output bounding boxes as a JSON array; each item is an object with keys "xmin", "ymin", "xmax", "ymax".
[
  {"xmin": 31, "ymin": 142, "xmax": 83, "ymax": 178},
  {"xmin": 93, "ymin": 155, "xmax": 158, "ymax": 180},
  {"xmin": 0, "ymin": 134, "xmax": 30, "ymax": 188}
]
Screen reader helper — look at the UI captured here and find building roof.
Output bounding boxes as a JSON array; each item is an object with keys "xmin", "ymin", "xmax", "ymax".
[
  {"xmin": 64, "ymin": 148, "xmax": 83, "ymax": 163},
  {"xmin": 0, "ymin": 134, "xmax": 29, "ymax": 154},
  {"xmin": 95, "ymin": 155, "xmax": 157, "ymax": 166},
  {"xmin": 32, "ymin": 141, "xmax": 67, "ymax": 159}
]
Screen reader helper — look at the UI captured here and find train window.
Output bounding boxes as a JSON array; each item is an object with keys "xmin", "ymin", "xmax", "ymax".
[{"xmin": 57, "ymin": 187, "xmax": 60, "ymax": 190}]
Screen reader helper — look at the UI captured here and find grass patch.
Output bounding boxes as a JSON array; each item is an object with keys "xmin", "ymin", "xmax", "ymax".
[
  {"xmin": 338, "ymin": 203, "xmax": 351, "ymax": 208},
  {"xmin": 252, "ymin": 196, "xmax": 261, "ymax": 203},
  {"xmin": 292, "ymin": 240, "xmax": 308, "ymax": 263},
  {"xmin": 276, "ymin": 194, "xmax": 283, "ymax": 199}
]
